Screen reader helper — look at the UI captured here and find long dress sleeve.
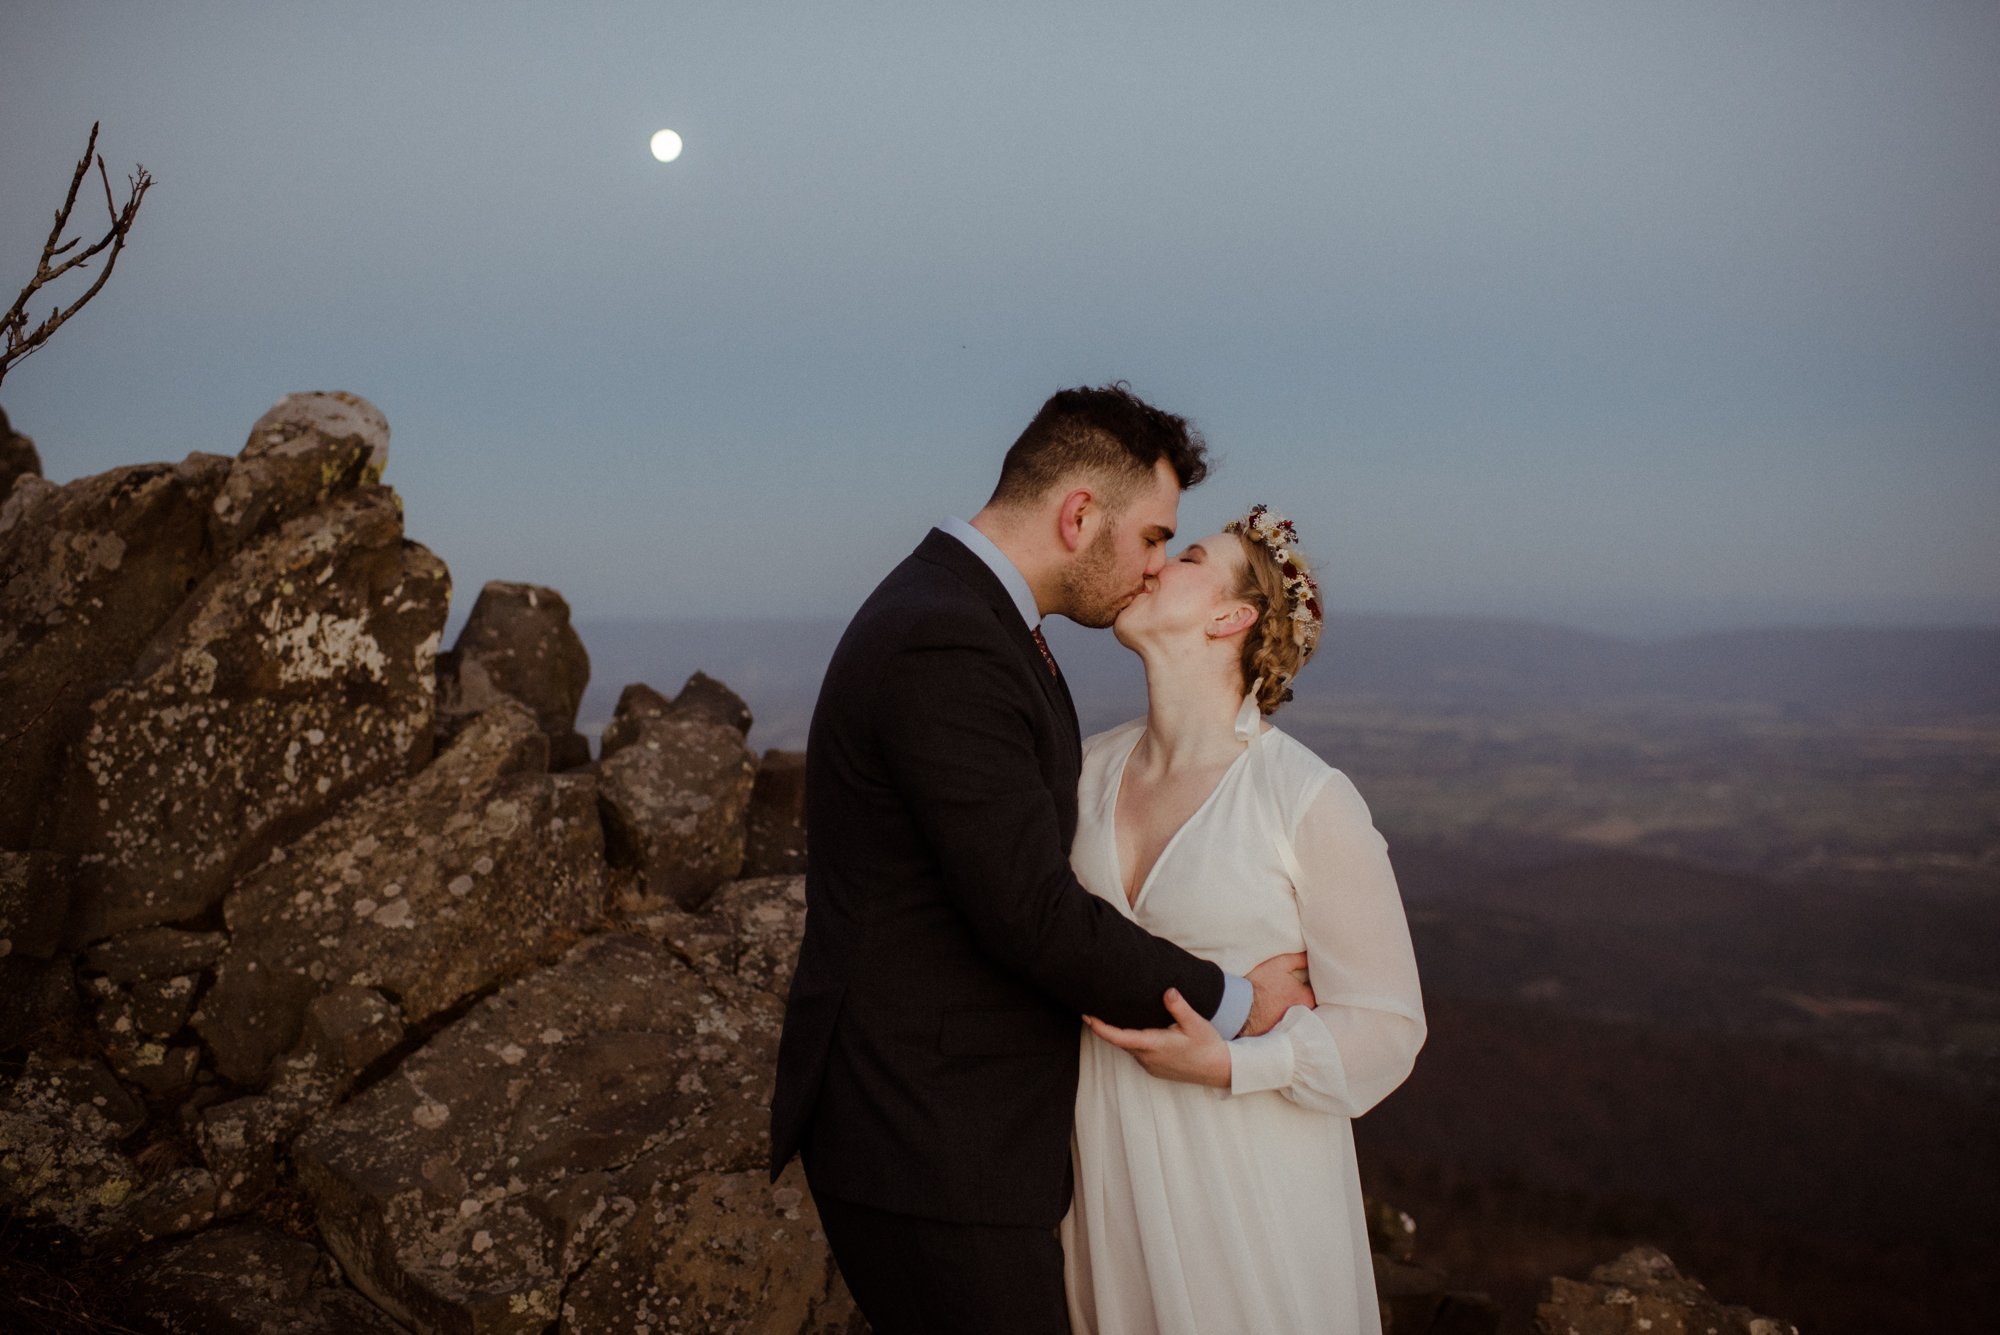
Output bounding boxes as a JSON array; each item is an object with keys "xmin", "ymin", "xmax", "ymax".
[{"xmin": 1225, "ymin": 769, "xmax": 1427, "ymax": 1116}]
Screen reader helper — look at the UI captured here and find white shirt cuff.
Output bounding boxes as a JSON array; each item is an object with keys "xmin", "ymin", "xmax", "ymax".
[{"xmin": 1228, "ymin": 1025, "xmax": 1297, "ymax": 1096}]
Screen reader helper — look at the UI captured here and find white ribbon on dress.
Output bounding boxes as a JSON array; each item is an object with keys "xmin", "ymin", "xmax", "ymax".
[{"xmin": 1234, "ymin": 677, "xmax": 1264, "ymax": 742}]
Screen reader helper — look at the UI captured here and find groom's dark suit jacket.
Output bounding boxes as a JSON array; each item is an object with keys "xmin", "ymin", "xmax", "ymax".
[{"xmin": 769, "ymin": 529, "xmax": 1227, "ymax": 1228}]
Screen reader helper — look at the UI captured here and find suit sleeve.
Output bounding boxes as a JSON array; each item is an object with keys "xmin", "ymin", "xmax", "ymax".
[{"xmin": 874, "ymin": 625, "xmax": 1225, "ymax": 1030}]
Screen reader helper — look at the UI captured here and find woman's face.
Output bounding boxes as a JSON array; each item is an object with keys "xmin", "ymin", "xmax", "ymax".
[{"xmin": 1113, "ymin": 531, "xmax": 1252, "ymax": 645}]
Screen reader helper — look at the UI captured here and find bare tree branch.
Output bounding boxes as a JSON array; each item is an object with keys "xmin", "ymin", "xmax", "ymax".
[{"xmin": 0, "ymin": 121, "xmax": 153, "ymax": 388}]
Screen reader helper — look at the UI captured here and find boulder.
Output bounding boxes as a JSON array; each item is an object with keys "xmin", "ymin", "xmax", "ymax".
[
  {"xmin": 208, "ymin": 391, "xmax": 390, "ymax": 550},
  {"xmin": 0, "ymin": 450, "xmax": 233, "ymax": 848},
  {"xmin": 672, "ymin": 669, "xmax": 754, "ymax": 735},
  {"xmin": 628, "ymin": 874, "xmax": 807, "ymax": 998},
  {"xmin": 194, "ymin": 989, "xmax": 405, "ymax": 1218},
  {"xmin": 129, "ymin": 975, "xmax": 201, "ymax": 1036},
  {"xmin": 292, "ymin": 932, "xmax": 844, "ymax": 1335},
  {"xmin": 743, "ymin": 749, "xmax": 807, "ymax": 876},
  {"xmin": 195, "ymin": 700, "xmax": 603, "ymax": 1086},
  {"xmin": 119, "ymin": 1223, "xmax": 409, "ymax": 1334},
  {"xmin": 597, "ymin": 681, "xmax": 674, "ymax": 760},
  {"xmin": 1535, "ymin": 1246, "xmax": 1798, "ymax": 1335},
  {"xmin": 559, "ymin": 1161, "xmax": 859, "ymax": 1334},
  {"xmin": 0, "ymin": 404, "xmax": 40, "ymax": 496},
  {"xmin": 598, "ymin": 672, "xmax": 752, "ymax": 761},
  {"xmin": 0, "ymin": 1054, "xmax": 218, "ymax": 1250},
  {"xmin": 436, "ymin": 580, "xmax": 593, "ymax": 769},
  {"xmin": 49, "ymin": 484, "xmax": 450, "ymax": 944},
  {"xmin": 597, "ymin": 714, "xmax": 757, "ymax": 910}
]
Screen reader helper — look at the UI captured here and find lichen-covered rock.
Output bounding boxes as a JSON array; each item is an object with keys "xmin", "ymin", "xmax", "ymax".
[
  {"xmin": 130, "ymin": 973, "xmax": 202, "ymax": 1037},
  {"xmin": 597, "ymin": 681, "xmax": 674, "ymax": 760},
  {"xmin": 0, "ymin": 451, "xmax": 233, "ymax": 848},
  {"xmin": 598, "ymin": 714, "xmax": 757, "ymax": 910},
  {"xmin": 436, "ymin": 580, "xmax": 593, "ymax": 769},
  {"xmin": 119, "ymin": 1222, "xmax": 410, "ymax": 1334},
  {"xmin": 0, "ymin": 404, "xmax": 40, "ymax": 496},
  {"xmin": 1, "ymin": 849, "xmax": 69, "ymax": 960},
  {"xmin": 292, "ymin": 932, "xmax": 838, "ymax": 1335},
  {"xmin": 1535, "ymin": 1246, "xmax": 1798, "ymax": 1335},
  {"xmin": 0, "ymin": 1054, "xmax": 218, "ymax": 1250},
  {"xmin": 628, "ymin": 874, "xmax": 806, "ymax": 998},
  {"xmin": 209, "ymin": 391, "xmax": 390, "ymax": 550},
  {"xmin": 743, "ymin": 749, "xmax": 806, "ymax": 877},
  {"xmin": 194, "ymin": 700, "xmax": 603, "ymax": 1085},
  {"xmin": 598, "ymin": 673, "xmax": 752, "ymax": 762},
  {"xmin": 559, "ymin": 1162, "xmax": 859, "ymax": 1334},
  {"xmin": 193, "ymin": 990, "xmax": 404, "ymax": 1219},
  {"xmin": 49, "ymin": 485, "xmax": 451, "ymax": 945},
  {"xmin": 672, "ymin": 669, "xmax": 754, "ymax": 736}
]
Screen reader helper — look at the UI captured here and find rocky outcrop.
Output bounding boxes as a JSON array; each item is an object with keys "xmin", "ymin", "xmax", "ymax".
[
  {"xmin": 0, "ymin": 404, "xmax": 39, "ymax": 496},
  {"xmin": 194, "ymin": 699, "xmax": 604, "ymax": 1085},
  {"xmin": 210, "ymin": 391, "xmax": 389, "ymax": 550},
  {"xmin": 1535, "ymin": 1247, "xmax": 1798, "ymax": 1335},
  {"xmin": 0, "ymin": 397, "xmax": 870, "ymax": 1332},
  {"xmin": 0, "ymin": 451, "xmax": 234, "ymax": 850},
  {"xmin": 0, "ymin": 391, "xmax": 394, "ymax": 862},
  {"xmin": 436, "ymin": 580, "xmax": 593, "ymax": 769},
  {"xmin": 48, "ymin": 483, "xmax": 450, "ymax": 945},
  {"xmin": 597, "ymin": 687, "xmax": 758, "ymax": 910},
  {"xmin": 293, "ymin": 930, "xmax": 851, "ymax": 1333}
]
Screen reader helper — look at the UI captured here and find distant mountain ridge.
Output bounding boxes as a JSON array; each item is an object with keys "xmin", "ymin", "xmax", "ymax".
[{"xmin": 575, "ymin": 614, "xmax": 2000, "ymax": 747}]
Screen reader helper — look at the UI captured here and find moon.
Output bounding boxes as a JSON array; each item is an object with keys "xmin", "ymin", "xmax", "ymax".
[{"xmin": 649, "ymin": 129, "xmax": 684, "ymax": 163}]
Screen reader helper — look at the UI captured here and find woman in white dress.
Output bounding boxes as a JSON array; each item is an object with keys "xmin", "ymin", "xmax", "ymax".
[{"xmin": 1061, "ymin": 506, "xmax": 1427, "ymax": 1335}]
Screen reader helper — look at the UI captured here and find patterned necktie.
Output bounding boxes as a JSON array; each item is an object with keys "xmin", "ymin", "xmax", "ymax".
[{"xmin": 1030, "ymin": 625, "xmax": 1059, "ymax": 678}]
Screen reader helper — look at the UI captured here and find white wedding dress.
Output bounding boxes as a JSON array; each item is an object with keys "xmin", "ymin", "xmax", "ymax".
[{"xmin": 1061, "ymin": 696, "xmax": 1427, "ymax": 1335}]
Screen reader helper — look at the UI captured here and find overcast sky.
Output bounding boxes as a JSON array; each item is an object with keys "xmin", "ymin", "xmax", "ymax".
[{"xmin": 3, "ymin": 1, "xmax": 1995, "ymax": 639}]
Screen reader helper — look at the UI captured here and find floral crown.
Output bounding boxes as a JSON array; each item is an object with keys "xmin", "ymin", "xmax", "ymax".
[{"xmin": 1224, "ymin": 504, "xmax": 1323, "ymax": 655}]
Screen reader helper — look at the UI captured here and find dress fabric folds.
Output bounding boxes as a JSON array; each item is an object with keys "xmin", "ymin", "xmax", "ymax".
[{"xmin": 1061, "ymin": 701, "xmax": 1427, "ymax": 1335}]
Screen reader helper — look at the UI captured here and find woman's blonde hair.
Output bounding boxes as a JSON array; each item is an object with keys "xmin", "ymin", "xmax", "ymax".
[{"xmin": 1231, "ymin": 530, "xmax": 1320, "ymax": 716}]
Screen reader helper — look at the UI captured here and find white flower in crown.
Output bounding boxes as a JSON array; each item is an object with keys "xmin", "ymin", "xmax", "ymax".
[{"xmin": 1225, "ymin": 503, "xmax": 1324, "ymax": 655}]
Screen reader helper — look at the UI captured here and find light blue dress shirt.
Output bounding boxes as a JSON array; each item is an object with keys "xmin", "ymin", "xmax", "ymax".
[{"xmin": 937, "ymin": 517, "xmax": 1255, "ymax": 1041}]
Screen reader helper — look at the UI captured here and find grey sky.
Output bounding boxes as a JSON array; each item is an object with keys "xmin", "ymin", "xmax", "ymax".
[{"xmin": 4, "ymin": 1, "xmax": 1995, "ymax": 638}]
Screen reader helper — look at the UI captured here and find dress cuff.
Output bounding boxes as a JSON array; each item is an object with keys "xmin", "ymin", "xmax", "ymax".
[
  {"xmin": 1228, "ymin": 1026, "xmax": 1296, "ymax": 1097},
  {"xmin": 1210, "ymin": 972, "xmax": 1253, "ymax": 1040}
]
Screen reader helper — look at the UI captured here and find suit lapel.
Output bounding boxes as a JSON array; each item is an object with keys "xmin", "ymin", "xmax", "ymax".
[{"xmin": 914, "ymin": 529, "xmax": 1075, "ymax": 732}]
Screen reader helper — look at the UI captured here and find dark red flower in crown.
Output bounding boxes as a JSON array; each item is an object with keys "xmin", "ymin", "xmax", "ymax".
[{"xmin": 1223, "ymin": 504, "xmax": 1323, "ymax": 656}]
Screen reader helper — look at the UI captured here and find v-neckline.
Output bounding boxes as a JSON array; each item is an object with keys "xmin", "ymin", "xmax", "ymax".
[{"xmin": 1107, "ymin": 727, "xmax": 1255, "ymax": 914}]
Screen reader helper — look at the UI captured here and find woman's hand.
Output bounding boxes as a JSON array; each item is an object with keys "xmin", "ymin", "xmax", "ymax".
[{"xmin": 1084, "ymin": 987, "xmax": 1231, "ymax": 1089}]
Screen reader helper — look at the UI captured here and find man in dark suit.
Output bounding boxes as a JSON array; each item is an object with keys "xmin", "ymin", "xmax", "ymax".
[{"xmin": 770, "ymin": 385, "xmax": 1312, "ymax": 1333}]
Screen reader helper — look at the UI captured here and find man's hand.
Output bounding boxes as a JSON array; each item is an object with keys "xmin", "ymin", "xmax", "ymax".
[
  {"xmin": 1241, "ymin": 950, "xmax": 1314, "ymax": 1037},
  {"xmin": 1084, "ymin": 988, "xmax": 1231, "ymax": 1088}
]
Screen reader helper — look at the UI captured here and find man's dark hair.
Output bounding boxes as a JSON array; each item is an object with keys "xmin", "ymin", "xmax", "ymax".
[{"xmin": 988, "ymin": 382, "xmax": 1209, "ymax": 509}]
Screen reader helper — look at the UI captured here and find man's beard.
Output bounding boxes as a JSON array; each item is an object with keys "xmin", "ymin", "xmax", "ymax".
[{"xmin": 1059, "ymin": 521, "xmax": 1133, "ymax": 629}]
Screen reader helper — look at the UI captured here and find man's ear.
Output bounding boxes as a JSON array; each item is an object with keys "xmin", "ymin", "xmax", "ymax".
[
  {"xmin": 1056, "ymin": 487, "xmax": 1095, "ymax": 554},
  {"xmin": 1207, "ymin": 602, "xmax": 1259, "ymax": 640}
]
